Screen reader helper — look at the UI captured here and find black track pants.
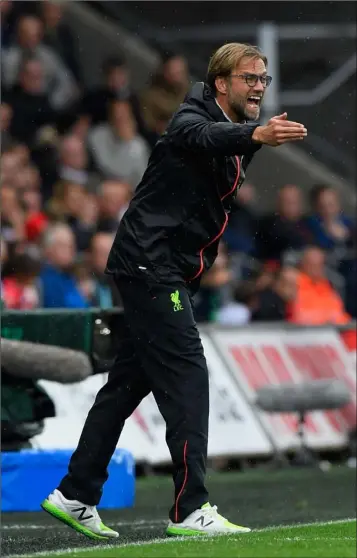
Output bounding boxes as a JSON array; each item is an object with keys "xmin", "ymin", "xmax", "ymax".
[{"xmin": 58, "ymin": 276, "xmax": 209, "ymax": 522}]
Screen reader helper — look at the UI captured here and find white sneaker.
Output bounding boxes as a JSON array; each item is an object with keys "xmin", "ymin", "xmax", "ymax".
[
  {"xmin": 166, "ymin": 503, "xmax": 251, "ymax": 537},
  {"xmin": 41, "ymin": 489, "xmax": 119, "ymax": 540}
]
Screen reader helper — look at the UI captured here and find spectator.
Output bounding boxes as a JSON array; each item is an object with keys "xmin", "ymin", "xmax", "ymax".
[
  {"xmin": 0, "ymin": 147, "xmax": 21, "ymax": 183},
  {"xmin": 0, "ymin": 102, "xmax": 15, "ymax": 151},
  {"xmin": 39, "ymin": 223, "xmax": 88, "ymax": 308},
  {"xmin": 88, "ymin": 100, "xmax": 150, "ymax": 189},
  {"xmin": 56, "ymin": 109, "xmax": 91, "ymax": 143},
  {"xmin": 252, "ymin": 266, "xmax": 298, "ymax": 322},
  {"xmin": 40, "ymin": 0, "xmax": 81, "ymax": 83},
  {"xmin": 140, "ymin": 53, "xmax": 189, "ymax": 137},
  {"xmin": 47, "ymin": 180, "xmax": 87, "ymax": 221},
  {"xmin": 17, "ymin": 171, "xmax": 49, "ymax": 244},
  {"xmin": 2, "ymin": 14, "xmax": 77, "ymax": 110},
  {"xmin": 13, "ymin": 162, "xmax": 40, "ymax": 193},
  {"xmin": 1, "ymin": 184, "xmax": 25, "ymax": 246},
  {"xmin": 1, "ymin": 237, "xmax": 9, "ymax": 271},
  {"xmin": 0, "ymin": 0, "xmax": 14, "ymax": 49},
  {"xmin": 9, "ymin": 142, "xmax": 31, "ymax": 168},
  {"xmin": 288, "ymin": 246, "xmax": 352, "ymax": 326},
  {"xmin": 223, "ymin": 182, "xmax": 257, "ymax": 256},
  {"xmin": 58, "ymin": 135, "xmax": 89, "ymax": 185},
  {"xmin": 5, "ymin": 57, "xmax": 55, "ymax": 146},
  {"xmin": 47, "ymin": 180, "xmax": 97, "ymax": 251},
  {"xmin": 255, "ymin": 184, "xmax": 310, "ymax": 264},
  {"xmin": 2, "ymin": 252, "xmax": 41, "ymax": 309},
  {"xmin": 306, "ymin": 184, "xmax": 354, "ymax": 259},
  {"xmin": 96, "ymin": 180, "xmax": 131, "ymax": 233},
  {"xmin": 81, "ymin": 56, "xmax": 142, "ymax": 129},
  {"xmin": 194, "ymin": 243, "xmax": 233, "ymax": 322},
  {"xmin": 84, "ymin": 232, "xmax": 123, "ymax": 308},
  {"xmin": 216, "ymin": 280, "xmax": 258, "ymax": 326}
]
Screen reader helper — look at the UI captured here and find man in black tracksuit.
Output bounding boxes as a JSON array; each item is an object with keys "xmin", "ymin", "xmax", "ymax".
[{"xmin": 43, "ymin": 43, "xmax": 306, "ymax": 538}]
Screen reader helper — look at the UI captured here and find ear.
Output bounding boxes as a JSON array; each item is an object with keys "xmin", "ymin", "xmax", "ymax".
[{"xmin": 215, "ymin": 76, "xmax": 227, "ymax": 95}]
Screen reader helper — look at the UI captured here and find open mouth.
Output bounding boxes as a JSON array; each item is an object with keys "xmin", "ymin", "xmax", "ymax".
[{"xmin": 247, "ymin": 96, "xmax": 261, "ymax": 108}]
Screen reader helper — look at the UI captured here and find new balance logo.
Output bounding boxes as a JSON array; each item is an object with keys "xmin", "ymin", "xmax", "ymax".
[
  {"xmin": 72, "ymin": 506, "xmax": 93, "ymax": 521},
  {"xmin": 195, "ymin": 515, "xmax": 214, "ymax": 528}
]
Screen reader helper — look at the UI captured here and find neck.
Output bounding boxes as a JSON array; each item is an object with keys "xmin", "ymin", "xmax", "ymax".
[{"xmin": 215, "ymin": 96, "xmax": 239, "ymax": 123}]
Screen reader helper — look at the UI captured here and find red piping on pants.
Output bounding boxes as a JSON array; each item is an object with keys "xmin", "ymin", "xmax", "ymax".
[
  {"xmin": 187, "ymin": 155, "xmax": 241, "ymax": 282},
  {"xmin": 175, "ymin": 439, "xmax": 188, "ymax": 523}
]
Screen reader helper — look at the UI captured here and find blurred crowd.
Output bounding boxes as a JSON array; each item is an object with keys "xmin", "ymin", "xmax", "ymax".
[{"xmin": 1, "ymin": 1, "xmax": 356, "ymax": 342}]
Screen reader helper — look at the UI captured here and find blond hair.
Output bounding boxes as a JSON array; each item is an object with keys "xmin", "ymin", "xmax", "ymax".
[{"xmin": 207, "ymin": 43, "xmax": 267, "ymax": 92}]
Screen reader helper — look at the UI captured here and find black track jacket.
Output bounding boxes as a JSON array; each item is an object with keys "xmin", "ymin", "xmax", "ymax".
[{"xmin": 106, "ymin": 82, "xmax": 262, "ymax": 290}]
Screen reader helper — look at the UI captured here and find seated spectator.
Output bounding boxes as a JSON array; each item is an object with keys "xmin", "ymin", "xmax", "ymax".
[
  {"xmin": 2, "ymin": 14, "xmax": 77, "ymax": 110},
  {"xmin": 252, "ymin": 266, "xmax": 298, "ymax": 322},
  {"xmin": 306, "ymin": 185, "xmax": 354, "ymax": 252},
  {"xmin": 56, "ymin": 109, "xmax": 91, "ymax": 143},
  {"xmin": 9, "ymin": 142, "xmax": 31, "ymax": 168},
  {"xmin": 47, "ymin": 180, "xmax": 97, "ymax": 251},
  {"xmin": 5, "ymin": 56, "xmax": 55, "ymax": 146},
  {"xmin": 288, "ymin": 246, "xmax": 352, "ymax": 326},
  {"xmin": 1, "ymin": 236, "xmax": 9, "ymax": 272},
  {"xmin": 18, "ymin": 171, "xmax": 49, "ymax": 244},
  {"xmin": 1, "ymin": 183, "xmax": 25, "ymax": 246},
  {"xmin": 12, "ymin": 162, "xmax": 40, "ymax": 192},
  {"xmin": 1, "ymin": 0, "xmax": 14, "ymax": 49},
  {"xmin": 39, "ymin": 223, "xmax": 88, "ymax": 308},
  {"xmin": 223, "ymin": 182, "xmax": 257, "ymax": 256},
  {"xmin": 81, "ymin": 56, "xmax": 143, "ymax": 132},
  {"xmin": 40, "ymin": 0, "xmax": 81, "ymax": 83},
  {"xmin": 96, "ymin": 180, "xmax": 131, "ymax": 233},
  {"xmin": 140, "ymin": 53, "xmax": 189, "ymax": 137},
  {"xmin": 194, "ymin": 243, "xmax": 233, "ymax": 322},
  {"xmin": 81, "ymin": 232, "xmax": 122, "ymax": 308},
  {"xmin": 88, "ymin": 99, "xmax": 149, "ymax": 189},
  {"xmin": 57, "ymin": 135, "xmax": 89, "ymax": 185},
  {"xmin": 2, "ymin": 252, "xmax": 41, "ymax": 309},
  {"xmin": 216, "ymin": 280, "xmax": 258, "ymax": 326},
  {"xmin": 255, "ymin": 184, "xmax": 310, "ymax": 264},
  {"xmin": 0, "ymin": 102, "xmax": 15, "ymax": 151},
  {"xmin": 1, "ymin": 146, "xmax": 22, "ymax": 183},
  {"xmin": 47, "ymin": 180, "xmax": 87, "ymax": 221}
]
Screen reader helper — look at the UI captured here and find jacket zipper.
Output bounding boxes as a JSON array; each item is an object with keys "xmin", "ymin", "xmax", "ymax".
[{"xmin": 186, "ymin": 155, "xmax": 241, "ymax": 282}]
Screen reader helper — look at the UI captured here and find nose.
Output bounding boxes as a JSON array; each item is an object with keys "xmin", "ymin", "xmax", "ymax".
[{"xmin": 254, "ymin": 79, "xmax": 265, "ymax": 93}]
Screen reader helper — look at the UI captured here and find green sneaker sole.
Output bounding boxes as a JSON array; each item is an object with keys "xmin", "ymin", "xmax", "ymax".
[
  {"xmin": 41, "ymin": 499, "xmax": 109, "ymax": 540},
  {"xmin": 166, "ymin": 525, "xmax": 207, "ymax": 537}
]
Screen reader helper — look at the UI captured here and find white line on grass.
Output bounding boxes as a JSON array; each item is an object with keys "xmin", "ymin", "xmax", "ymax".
[
  {"xmin": 2, "ymin": 518, "xmax": 166, "ymax": 531},
  {"xmin": 4, "ymin": 518, "xmax": 356, "ymax": 558}
]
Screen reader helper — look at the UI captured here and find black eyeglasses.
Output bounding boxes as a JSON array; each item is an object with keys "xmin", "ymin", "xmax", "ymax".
[{"xmin": 230, "ymin": 73, "xmax": 272, "ymax": 88}]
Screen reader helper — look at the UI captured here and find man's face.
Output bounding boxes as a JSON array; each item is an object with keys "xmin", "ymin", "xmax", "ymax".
[
  {"xmin": 226, "ymin": 56, "xmax": 267, "ymax": 121},
  {"xmin": 316, "ymin": 189, "xmax": 340, "ymax": 221},
  {"xmin": 107, "ymin": 66, "xmax": 128, "ymax": 91},
  {"xmin": 300, "ymin": 248, "xmax": 326, "ymax": 281},
  {"xmin": 46, "ymin": 230, "xmax": 76, "ymax": 270},
  {"xmin": 18, "ymin": 17, "xmax": 43, "ymax": 50},
  {"xmin": 277, "ymin": 185, "xmax": 303, "ymax": 221}
]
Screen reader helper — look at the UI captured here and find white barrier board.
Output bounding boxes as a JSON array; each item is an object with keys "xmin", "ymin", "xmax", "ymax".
[{"xmin": 211, "ymin": 327, "xmax": 354, "ymax": 451}]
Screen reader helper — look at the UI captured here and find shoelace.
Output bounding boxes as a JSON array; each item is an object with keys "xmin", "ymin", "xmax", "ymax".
[{"xmin": 203, "ymin": 505, "xmax": 225, "ymax": 521}]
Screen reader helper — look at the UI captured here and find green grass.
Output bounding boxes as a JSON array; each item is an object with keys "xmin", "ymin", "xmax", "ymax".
[
  {"xmin": 19, "ymin": 520, "xmax": 357, "ymax": 558},
  {"xmin": 3, "ymin": 467, "xmax": 355, "ymax": 557}
]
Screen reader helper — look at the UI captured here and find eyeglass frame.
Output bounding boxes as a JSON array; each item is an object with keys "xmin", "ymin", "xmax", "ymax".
[{"xmin": 229, "ymin": 73, "xmax": 273, "ymax": 88}]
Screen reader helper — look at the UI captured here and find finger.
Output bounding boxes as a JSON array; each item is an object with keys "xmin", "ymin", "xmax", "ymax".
[
  {"xmin": 279, "ymin": 121, "xmax": 306, "ymax": 129},
  {"xmin": 271, "ymin": 112, "xmax": 288, "ymax": 120},
  {"xmin": 279, "ymin": 136, "xmax": 306, "ymax": 144},
  {"xmin": 277, "ymin": 127, "xmax": 307, "ymax": 135}
]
